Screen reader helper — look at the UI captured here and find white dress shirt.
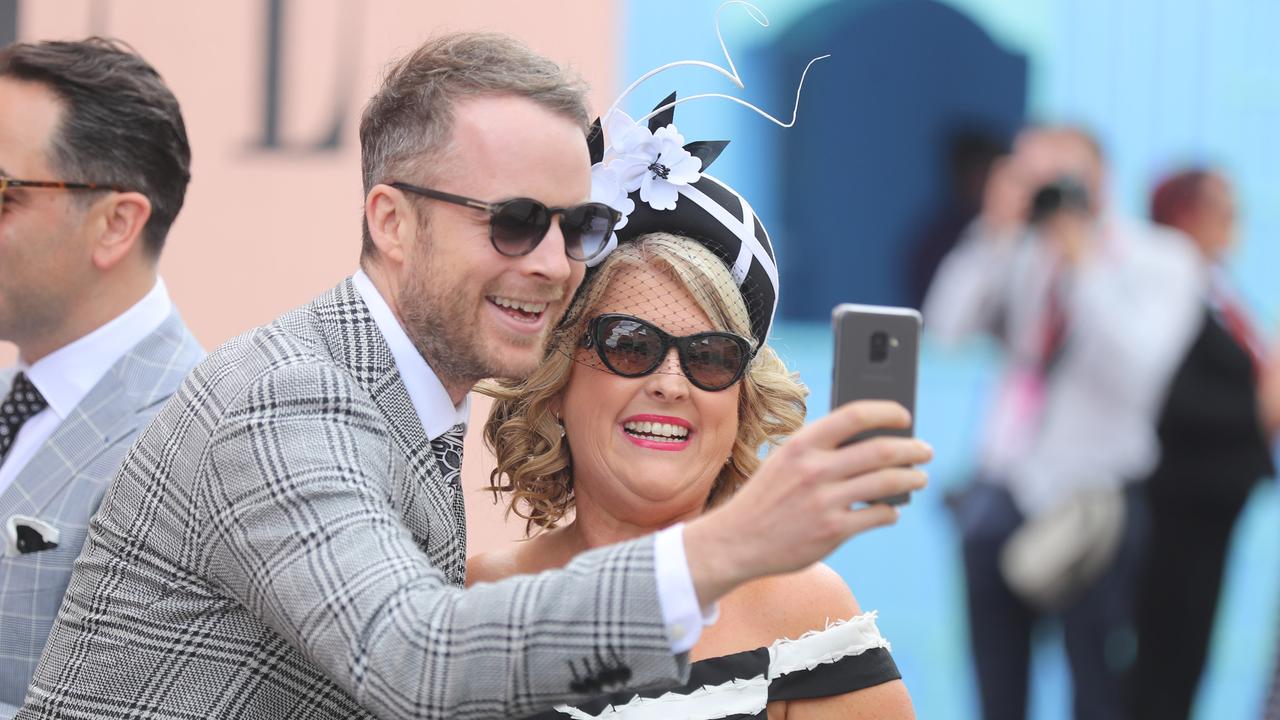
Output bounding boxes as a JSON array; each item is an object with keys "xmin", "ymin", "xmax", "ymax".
[
  {"xmin": 0, "ymin": 279, "xmax": 175, "ymax": 497},
  {"xmin": 351, "ymin": 269, "xmax": 711, "ymax": 654},
  {"xmin": 925, "ymin": 218, "xmax": 1205, "ymax": 516}
]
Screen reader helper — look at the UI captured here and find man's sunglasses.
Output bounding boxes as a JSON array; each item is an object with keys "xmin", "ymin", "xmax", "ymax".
[
  {"xmin": 583, "ymin": 313, "xmax": 755, "ymax": 392},
  {"xmin": 0, "ymin": 176, "xmax": 126, "ymax": 214},
  {"xmin": 390, "ymin": 182, "xmax": 621, "ymax": 262}
]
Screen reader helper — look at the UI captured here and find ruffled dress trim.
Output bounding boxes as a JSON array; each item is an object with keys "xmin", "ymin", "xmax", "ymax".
[{"xmin": 537, "ymin": 611, "xmax": 898, "ymax": 719}]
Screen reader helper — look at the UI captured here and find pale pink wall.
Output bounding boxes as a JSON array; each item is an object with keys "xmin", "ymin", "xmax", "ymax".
[{"xmin": 3, "ymin": 0, "xmax": 619, "ymax": 555}]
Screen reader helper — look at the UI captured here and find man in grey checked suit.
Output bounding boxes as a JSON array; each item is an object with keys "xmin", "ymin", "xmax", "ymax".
[
  {"xmin": 19, "ymin": 33, "xmax": 930, "ymax": 720},
  {"xmin": 0, "ymin": 39, "xmax": 203, "ymax": 717}
]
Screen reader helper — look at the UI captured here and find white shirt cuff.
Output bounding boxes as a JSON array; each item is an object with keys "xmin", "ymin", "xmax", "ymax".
[{"xmin": 654, "ymin": 523, "xmax": 719, "ymax": 654}]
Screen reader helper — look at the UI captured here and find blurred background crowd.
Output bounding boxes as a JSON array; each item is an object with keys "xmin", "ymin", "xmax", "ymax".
[{"xmin": 3, "ymin": 1, "xmax": 1277, "ymax": 718}]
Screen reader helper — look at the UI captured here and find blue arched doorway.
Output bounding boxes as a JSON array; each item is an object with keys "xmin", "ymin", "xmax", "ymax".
[{"xmin": 767, "ymin": 0, "xmax": 1027, "ymax": 317}]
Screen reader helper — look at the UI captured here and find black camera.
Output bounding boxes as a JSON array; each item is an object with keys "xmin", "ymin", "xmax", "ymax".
[{"xmin": 1028, "ymin": 176, "xmax": 1090, "ymax": 226}]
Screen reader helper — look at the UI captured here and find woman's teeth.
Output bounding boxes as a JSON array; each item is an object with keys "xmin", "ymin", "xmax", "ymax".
[{"xmin": 623, "ymin": 421, "xmax": 689, "ymax": 442}]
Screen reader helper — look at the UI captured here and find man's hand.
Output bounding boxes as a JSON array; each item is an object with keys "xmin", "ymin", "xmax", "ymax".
[
  {"xmin": 683, "ymin": 400, "xmax": 932, "ymax": 606},
  {"xmin": 978, "ymin": 156, "xmax": 1030, "ymax": 238}
]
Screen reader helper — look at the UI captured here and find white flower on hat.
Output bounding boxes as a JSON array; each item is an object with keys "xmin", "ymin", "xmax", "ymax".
[
  {"xmin": 638, "ymin": 126, "xmax": 702, "ymax": 211},
  {"xmin": 602, "ymin": 110, "xmax": 702, "ymax": 212},
  {"xmin": 590, "ymin": 162, "xmax": 634, "ymax": 231},
  {"xmin": 586, "ymin": 161, "xmax": 634, "ymax": 267}
]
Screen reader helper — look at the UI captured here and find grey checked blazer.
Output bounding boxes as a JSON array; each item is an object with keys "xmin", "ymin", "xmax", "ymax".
[
  {"xmin": 0, "ymin": 312, "xmax": 203, "ymax": 718},
  {"xmin": 18, "ymin": 279, "xmax": 686, "ymax": 720}
]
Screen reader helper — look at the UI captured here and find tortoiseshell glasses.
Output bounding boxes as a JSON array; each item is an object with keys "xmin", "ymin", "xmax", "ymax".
[{"xmin": 0, "ymin": 176, "xmax": 127, "ymax": 215}]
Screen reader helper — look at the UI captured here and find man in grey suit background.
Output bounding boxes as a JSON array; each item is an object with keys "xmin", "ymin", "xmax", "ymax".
[
  {"xmin": 20, "ymin": 33, "xmax": 929, "ymax": 719},
  {"xmin": 0, "ymin": 38, "xmax": 204, "ymax": 716}
]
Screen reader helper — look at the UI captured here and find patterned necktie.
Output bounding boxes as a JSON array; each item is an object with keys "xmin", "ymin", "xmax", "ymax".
[
  {"xmin": 1037, "ymin": 264, "xmax": 1069, "ymax": 374},
  {"xmin": 430, "ymin": 423, "xmax": 467, "ymax": 575},
  {"xmin": 431, "ymin": 424, "xmax": 465, "ymax": 486},
  {"xmin": 1, "ymin": 372, "xmax": 48, "ymax": 462}
]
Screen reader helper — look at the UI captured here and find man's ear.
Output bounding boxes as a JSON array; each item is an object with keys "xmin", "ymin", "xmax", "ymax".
[
  {"xmin": 91, "ymin": 191, "xmax": 152, "ymax": 270},
  {"xmin": 366, "ymin": 184, "xmax": 415, "ymax": 266}
]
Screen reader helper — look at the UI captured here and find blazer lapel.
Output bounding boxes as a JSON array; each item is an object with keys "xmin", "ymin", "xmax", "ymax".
[
  {"xmin": 0, "ymin": 386, "xmax": 138, "ymax": 520},
  {"xmin": 0, "ymin": 311, "xmax": 202, "ymax": 521},
  {"xmin": 312, "ymin": 279, "xmax": 466, "ymax": 583}
]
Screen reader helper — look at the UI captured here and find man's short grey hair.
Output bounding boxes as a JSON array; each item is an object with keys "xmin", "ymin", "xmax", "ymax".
[{"xmin": 358, "ymin": 32, "xmax": 590, "ymax": 257}]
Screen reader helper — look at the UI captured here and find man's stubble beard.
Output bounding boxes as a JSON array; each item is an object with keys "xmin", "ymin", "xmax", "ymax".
[{"xmin": 398, "ymin": 244, "xmax": 558, "ymax": 389}]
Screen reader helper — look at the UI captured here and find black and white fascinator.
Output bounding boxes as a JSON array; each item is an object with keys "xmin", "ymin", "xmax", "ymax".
[{"xmin": 585, "ymin": 1, "xmax": 828, "ymax": 344}]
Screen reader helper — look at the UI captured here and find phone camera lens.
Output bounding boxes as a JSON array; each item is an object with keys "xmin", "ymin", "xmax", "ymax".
[{"xmin": 869, "ymin": 331, "xmax": 890, "ymax": 363}]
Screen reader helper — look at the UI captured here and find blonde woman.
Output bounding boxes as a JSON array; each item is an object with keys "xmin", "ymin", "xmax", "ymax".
[{"xmin": 471, "ymin": 132, "xmax": 921, "ymax": 717}]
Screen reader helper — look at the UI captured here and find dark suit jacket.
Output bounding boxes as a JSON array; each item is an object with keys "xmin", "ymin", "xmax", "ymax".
[{"xmin": 1148, "ymin": 307, "xmax": 1275, "ymax": 507}]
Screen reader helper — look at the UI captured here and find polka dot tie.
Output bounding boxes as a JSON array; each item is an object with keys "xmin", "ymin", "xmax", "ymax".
[{"xmin": 0, "ymin": 372, "xmax": 48, "ymax": 462}]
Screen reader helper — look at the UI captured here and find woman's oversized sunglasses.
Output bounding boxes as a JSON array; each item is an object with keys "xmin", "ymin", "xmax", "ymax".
[
  {"xmin": 582, "ymin": 313, "xmax": 755, "ymax": 392},
  {"xmin": 390, "ymin": 182, "xmax": 621, "ymax": 262}
]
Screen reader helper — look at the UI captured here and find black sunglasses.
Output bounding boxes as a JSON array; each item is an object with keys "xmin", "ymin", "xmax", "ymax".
[
  {"xmin": 390, "ymin": 182, "xmax": 621, "ymax": 262},
  {"xmin": 583, "ymin": 313, "xmax": 755, "ymax": 392}
]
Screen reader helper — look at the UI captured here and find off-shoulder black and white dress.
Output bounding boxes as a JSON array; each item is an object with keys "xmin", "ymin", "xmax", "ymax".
[{"xmin": 524, "ymin": 612, "xmax": 900, "ymax": 719}]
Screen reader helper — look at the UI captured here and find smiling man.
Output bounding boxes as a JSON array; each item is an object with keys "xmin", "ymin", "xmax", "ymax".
[
  {"xmin": 0, "ymin": 39, "xmax": 203, "ymax": 717},
  {"xmin": 21, "ymin": 32, "xmax": 929, "ymax": 720}
]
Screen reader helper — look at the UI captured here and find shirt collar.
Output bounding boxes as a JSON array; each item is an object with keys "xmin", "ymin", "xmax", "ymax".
[
  {"xmin": 351, "ymin": 269, "xmax": 470, "ymax": 440},
  {"xmin": 1207, "ymin": 265, "xmax": 1239, "ymax": 305},
  {"xmin": 23, "ymin": 278, "xmax": 173, "ymax": 419}
]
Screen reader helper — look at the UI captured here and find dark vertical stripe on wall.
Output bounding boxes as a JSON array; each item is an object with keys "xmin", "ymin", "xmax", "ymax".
[
  {"xmin": 260, "ymin": 0, "xmax": 285, "ymax": 148},
  {"xmin": 0, "ymin": 0, "xmax": 18, "ymax": 47}
]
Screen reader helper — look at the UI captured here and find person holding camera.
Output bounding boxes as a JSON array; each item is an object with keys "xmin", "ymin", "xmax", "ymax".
[{"xmin": 924, "ymin": 126, "xmax": 1204, "ymax": 720}]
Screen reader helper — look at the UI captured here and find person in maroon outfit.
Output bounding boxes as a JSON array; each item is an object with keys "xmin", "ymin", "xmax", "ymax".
[{"xmin": 1130, "ymin": 169, "xmax": 1280, "ymax": 720}]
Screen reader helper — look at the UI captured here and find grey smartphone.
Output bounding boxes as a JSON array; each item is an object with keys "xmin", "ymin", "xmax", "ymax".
[{"xmin": 830, "ymin": 303, "xmax": 922, "ymax": 506}]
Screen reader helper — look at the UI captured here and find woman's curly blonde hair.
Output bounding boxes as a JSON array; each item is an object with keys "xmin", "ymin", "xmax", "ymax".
[{"xmin": 480, "ymin": 232, "xmax": 808, "ymax": 536}]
